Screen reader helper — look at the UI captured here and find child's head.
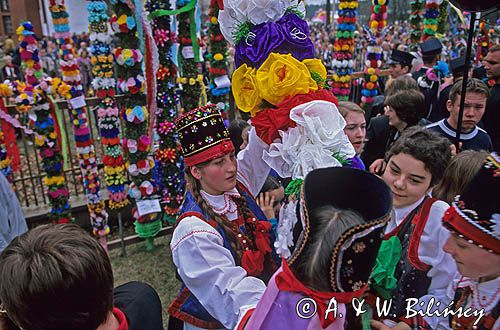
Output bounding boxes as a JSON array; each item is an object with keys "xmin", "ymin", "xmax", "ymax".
[
  {"xmin": 447, "ymin": 78, "xmax": 489, "ymax": 132},
  {"xmin": 383, "ymin": 127, "xmax": 451, "ymax": 207},
  {"xmin": 384, "ymin": 89, "xmax": 425, "ymax": 130},
  {"xmin": 338, "ymin": 101, "xmax": 366, "ymax": 155},
  {"xmin": 0, "ymin": 224, "xmax": 114, "ymax": 330},
  {"xmin": 432, "ymin": 150, "xmax": 489, "ymax": 204},
  {"xmin": 289, "ymin": 167, "xmax": 392, "ymax": 293},
  {"xmin": 259, "ymin": 175, "xmax": 285, "ymax": 217},
  {"xmin": 442, "ymin": 152, "xmax": 500, "ymax": 281},
  {"xmin": 228, "ymin": 119, "xmax": 250, "ymax": 154}
]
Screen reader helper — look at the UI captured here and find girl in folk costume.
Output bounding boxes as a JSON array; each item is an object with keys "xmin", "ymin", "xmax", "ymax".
[
  {"xmin": 370, "ymin": 127, "xmax": 457, "ymax": 329},
  {"xmin": 168, "ymin": 105, "xmax": 279, "ymax": 330},
  {"xmin": 438, "ymin": 152, "xmax": 500, "ymax": 330},
  {"xmin": 240, "ymin": 167, "xmax": 393, "ymax": 330}
]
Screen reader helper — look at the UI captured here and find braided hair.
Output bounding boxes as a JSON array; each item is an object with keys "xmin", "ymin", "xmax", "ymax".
[{"xmin": 184, "ymin": 166, "xmax": 244, "ymax": 262}]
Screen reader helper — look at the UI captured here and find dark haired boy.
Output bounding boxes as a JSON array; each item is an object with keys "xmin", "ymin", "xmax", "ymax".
[
  {"xmin": 0, "ymin": 224, "xmax": 163, "ymax": 330},
  {"xmin": 371, "ymin": 127, "xmax": 457, "ymax": 329},
  {"xmin": 427, "ymin": 78, "xmax": 492, "ymax": 151}
]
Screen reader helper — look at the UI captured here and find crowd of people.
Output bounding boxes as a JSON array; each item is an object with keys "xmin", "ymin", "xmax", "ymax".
[{"xmin": 0, "ymin": 6, "xmax": 499, "ymax": 330}]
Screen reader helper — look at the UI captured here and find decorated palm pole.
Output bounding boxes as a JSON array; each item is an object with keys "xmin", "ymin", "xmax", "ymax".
[
  {"xmin": 87, "ymin": 0, "xmax": 129, "ymax": 216},
  {"xmin": 476, "ymin": 20, "xmax": 491, "ymax": 65},
  {"xmin": 360, "ymin": 0, "xmax": 388, "ymax": 110},
  {"xmin": 410, "ymin": 0, "xmax": 424, "ymax": 44},
  {"xmin": 207, "ymin": 0, "xmax": 230, "ymax": 113},
  {"xmin": 146, "ymin": 0, "xmax": 184, "ymax": 224},
  {"xmin": 176, "ymin": 0, "xmax": 203, "ymax": 111},
  {"xmin": 0, "ymin": 119, "xmax": 13, "ymax": 183},
  {"xmin": 436, "ymin": 1, "xmax": 448, "ymax": 35},
  {"xmin": 423, "ymin": 0, "xmax": 440, "ymax": 40},
  {"xmin": 48, "ymin": 0, "xmax": 108, "ymax": 245},
  {"xmin": 111, "ymin": 0, "xmax": 161, "ymax": 250},
  {"xmin": 15, "ymin": 22, "xmax": 72, "ymax": 224},
  {"xmin": 331, "ymin": 0, "xmax": 358, "ymax": 101}
]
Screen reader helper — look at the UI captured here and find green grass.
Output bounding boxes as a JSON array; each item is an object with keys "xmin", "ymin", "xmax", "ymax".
[{"xmin": 109, "ymin": 235, "xmax": 180, "ymax": 329}]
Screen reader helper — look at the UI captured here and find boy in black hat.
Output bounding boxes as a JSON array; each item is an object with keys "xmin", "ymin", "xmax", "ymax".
[
  {"xmin": 414, "ymin": 38, "xmax": 444, "ymax": 121},
  {"xmin": 388, "ymin": 49, "xmax": 415, "ymax": 80},
  {"xmin": 412, "ymin": 38, "xmax": 443, "ymax": 81}
]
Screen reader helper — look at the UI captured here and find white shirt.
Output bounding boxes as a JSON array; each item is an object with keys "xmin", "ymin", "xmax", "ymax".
[
  {"xmin": 433, "ymin": 276, "xmax": 500, "ymax": 329},
  {"xmin": 171, "ymin": 128, "xmax": 272, "ymax": 330},
  {"xmin": 384, "ymin": 197, "xmax": 458, "ymax": 327}
]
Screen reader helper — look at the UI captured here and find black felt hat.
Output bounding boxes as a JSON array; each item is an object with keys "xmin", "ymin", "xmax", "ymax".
[
  {"xmin": 443, "ymin": 152, "xmax": 500, "ymax": 254},
  {"xmin": 289, "ymin": 167, "xmax": 393, "ymax": 293},
  {"xmin": 175, "ymin": 104, "xmax": 234, "ymax": 166},
  {"xmin": 388, "ymin": 49, "xmax": 415, "ymax": 66},
  {"xmin": 449, "ymin": 56, "xmax": 468, "ymax": 74},
  {"xmin": 419, "ymin": 38, "xmax": 442, "ymax": 56}
]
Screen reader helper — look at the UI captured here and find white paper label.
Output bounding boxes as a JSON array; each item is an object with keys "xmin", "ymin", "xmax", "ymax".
[
  {"xmin": 181, "ymin": 46, "xmax": 194, "ymax": 59},
  {"xmin": 136, "ymin": 199, "xmax": 162, "ymax": 216},
  {"xmin": 214, "ymin": 75, "xmax": 231, "ymax": 89},
  {"xmin": 70, "ymin": 96, "xmax": 86, "ymax": 109}
]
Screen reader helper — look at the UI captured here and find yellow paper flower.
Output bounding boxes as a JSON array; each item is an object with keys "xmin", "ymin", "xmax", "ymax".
[
  {"xmin": 189, "ymin": 78, "xmax": 196, "ymax": 85},
  {"xmin": 231, "ymin": 64, "xmax": 262, "ymax": 113},
  {"xmin": 210, "ymin": 16, "xmax": 218, "ymax": 24},
  {"xmin": 122, "ymin": 49, "xmax": 133, "ymax": 58},
  {"xmin": 214, "ymin": 53, "xmax": 224, "ymax": 61},
  {"xmin": 35, "ymin": 135, "xmax": 46, "ymax": 146},
  {"xmin": 303, "ymin": 58, "xmax": 327, "ymax": 80},
  {"xmin": 0, "ymin": 83, "xmax": 13, "ymax": 97},
  {"xmin": 256, "ymin": 53, "xmax": 317, "ymax": 105}
]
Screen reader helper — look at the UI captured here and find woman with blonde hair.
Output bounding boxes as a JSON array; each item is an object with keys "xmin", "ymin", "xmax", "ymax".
[{"xmin": 338, "ymin": 101, "xmax": 367, "ymax": 170}]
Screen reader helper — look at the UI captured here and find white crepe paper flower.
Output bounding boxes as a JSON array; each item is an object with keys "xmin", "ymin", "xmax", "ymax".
[{"xmin": 263, "ymin": 100, "xmax": 355, "ymax": 179}]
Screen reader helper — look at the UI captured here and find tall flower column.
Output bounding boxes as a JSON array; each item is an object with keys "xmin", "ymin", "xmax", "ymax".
[
  {"xmin": 360, "ymin": 0, "xmax": 388, "ymax": 110},
  {"xmin": 410, "ymin": 0, "xmax": 424, "ymax": 44},
  {"xmin": 87, "ymin": 0, "xmax": 129, "ymax": 213},
  {"xmin": 332, "ymin": 0, "xmax": 358, "ymax": 101},
  {"xmin": 146, "ymin": 0, "xmax": 184, "ymax": 223},
  {"xmin": 49, "ymin": 0, "xmax": 108, "ymax": 240},
  {"xmin": 176, "ymin": 0, "xmax": 203, "ymax": 111},
  {"xmin": 422, "ymin": 0, "xmax": 439, "ymax": 40},
  {"xmin": 16, "ymin": 22, "xmax": 72, "ymax": 224},
  {"xmin": 111, "ymin": 0, "xmax": 161, "ymax": 250},
  {"xmin": 207, "ymin": 0, "xmax": 230, "ymax": 113}
]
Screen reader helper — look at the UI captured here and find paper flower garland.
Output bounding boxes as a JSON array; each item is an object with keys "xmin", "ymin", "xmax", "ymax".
[
  {"xmin": 208, "ymin": 0, "xmax": 231, "ymax": 113},
  {"xmin": 410, "ymin": 0, "xmax": 424, "ymax": 44},
  {"xmin": 146, "ymin": 0, "xmax": 184, "ymax": 223},
  {"xmin": 332, "ymin": 0, "xmax": 358, "ymax": 100},
  {"xmin": 16, "ymin": 22, "xmax": 72, "ymax": 224},
  {"xmin": 111, "ymin": 0, "xmax": 161, "ymax": 242},
  {"xmin": 360, "ymin": 0, "xmax": 388, "ymax": 110},
  {"xmin": 87, "ymin": 0, "xmax": 129, "ymax": 211},
  {"xmin": 49, "ymin": 0, "xmax": 108, "ymax": 236},
  {"xmin": 423, "ymin": 0, "xmax": 439, "ymax": 40}
]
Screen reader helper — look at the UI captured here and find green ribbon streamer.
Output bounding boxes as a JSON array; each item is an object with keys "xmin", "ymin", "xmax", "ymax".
[
  {"xmin": 148, "ymin": 0, "xmax": 200, "ymax": 62},
  {"xmin": 370, "ymin": 236, "xmax": 402, "ymax": 300},
  {"xmin": 49, "ymin": 95, "xmax": 70, "ymax": 170}
]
